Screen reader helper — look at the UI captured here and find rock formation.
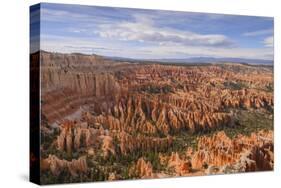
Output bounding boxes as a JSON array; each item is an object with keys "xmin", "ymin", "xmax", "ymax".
[
  {"xmin": 117, "ymin": 131, "xmax": 173, "ymax": 155},
  {"xmin": 190, "ymin": 130, "xmax": 273, "ymax": 173},
  {"xmin": 168, "ymin": 152, "xmax": 192, "ymax": 175},
  {"xmin": 39, "ymin": 51, "xmax": 274, "ymax": 183},
  {"xmin": 56, "ymin": 120, "xmax": 115, "ymax": 158},
  {"xmin": 41, "ymin": 155, "xmax": 88, "ymax": 177},
  {"xmin": 130, "ymin": 158, "xmax": 154, "ymax": 178}
]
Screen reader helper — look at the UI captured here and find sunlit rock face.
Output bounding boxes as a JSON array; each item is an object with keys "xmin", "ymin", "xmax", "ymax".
[
  {"xmin": 55, "ymin": 120, "xmax": 116, "ymax": 158},
  {"xmin": 168, "ymin": 152, "xmax": 192, "ymax": 175},
  {"xmin": 41, "ymin": 155, "xmax": 88, "ymax": 177},
  {"xmin": 152, "ymin": 130, "xmax": 273, "ymax": 177},
  {"xmin": 190, "ymin": 130, "xmax": 273, "ymax": 174},
  {"xmin": 130, "ymin": 158, "xmax": 154, "ymax": 178},
  {"xmin": 40, "ymin": 52, "xmax": 273, "ymax": 183}
]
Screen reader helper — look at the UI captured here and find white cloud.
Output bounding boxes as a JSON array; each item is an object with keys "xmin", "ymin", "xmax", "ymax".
[
  {"xmin": 94, "ymin": 14, "xmax": 235, "ymax": 48},
  {"xmin": 136, "ymin": 43, "xmax": 273, "ymax": 60},
  {"xmin": 263, "ymin": 36, "xmax": 273, "ymax": 47},
  {"xmin": 41, "ymin": 8, "xmax": 89, "ymax": 21},
  {"xmin": 243, "ymin": 29, "xmax": 273, "ymax": 37},
  {"xmin": 40, "ymin": 7, "xmax": 110, "ymax": 24},
  {"xmin": 40, "ymin": 35, "xmax": 273, "ymax": 60}
]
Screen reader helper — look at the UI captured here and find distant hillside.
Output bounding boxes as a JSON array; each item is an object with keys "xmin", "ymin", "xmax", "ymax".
[
  {"xmin": 146, "ymin": 57, "xmax": 273, "ymax": 65},
  {"xmin": 37, "ymin": 51, "xmax": 273, "ymax": 65},
  {"xmin": 105, "ymin": 56, "xmax": 273, "ymax": 65}
]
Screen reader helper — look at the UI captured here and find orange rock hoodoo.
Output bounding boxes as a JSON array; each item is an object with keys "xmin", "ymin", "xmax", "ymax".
[
  {"xmin": 41, "ymin": 155, "xmax": 88, "ymax": 177},
  {"xmin": 190, "ymin": 130, "xmax": 273, "ymax": 173}
]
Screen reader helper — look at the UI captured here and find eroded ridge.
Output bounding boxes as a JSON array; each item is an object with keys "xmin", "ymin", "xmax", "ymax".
[{"xmin": 39, "ymin": 51, "xmax": 273, "ymax": 184}]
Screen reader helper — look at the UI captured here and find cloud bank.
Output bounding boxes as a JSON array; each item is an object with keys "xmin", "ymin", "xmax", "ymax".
[{"xmin": 38, "ymin": 4, "xmax": 274, "ymax": 61}]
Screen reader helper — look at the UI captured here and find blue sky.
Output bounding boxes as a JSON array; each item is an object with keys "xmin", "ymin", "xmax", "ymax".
[{"xmin": 31, "ymin": 3, "xmax": 274, "ymax": 60}]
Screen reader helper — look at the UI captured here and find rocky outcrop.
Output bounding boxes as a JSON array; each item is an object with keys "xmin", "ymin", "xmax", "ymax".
[
  {"xmin": 83, "ymin": 95, "xmax": 233, "ymax": 136},
  {"xmin": 191, "ymin": 131, "xmax": 235, "ymax": 169},
  {"xmin": 40, "ymin": 51, "xmax": 121, "ymax": 123},
  {"xmin": 100, "ymin": 135, "xmax": 116, "ymax": 158},
  {"xmin": 168, "ymin": 152, "xmax": 192, "ymax": 175},
  {"xmin": 221, "ymin": 89, "xmax": 273, "ymax": 109},
  {"xmin": 56, "ymin": 120, "xmax": 172, "ymax": 157},
  {"xmin": 41, "ymin": 72, "xmax": 121, "ymax": 123},
  {"xmin": 41, "ymin": 155, "xmax": 88, "ymax": 177},
  {"xmin": 233, "ymin": 131, "xmax": 274, "ymax": 171},
  {"xmin": 56, "ymin": 120, "xmax": 115, "ymax": 158},
  {"xmin": 158, "ymin": 130, "xmax": 273, "ymax": 176},
  {"xmin": 117, "ymin": 131, "xmax": 172, "ymax": 155},
  {"xmin": 190, "ymin": 130, "xmax": 273, "ymax": 173},
  {"xmin": 130, "ymin": 158, "xmax": 154, "ymax": 178}
]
